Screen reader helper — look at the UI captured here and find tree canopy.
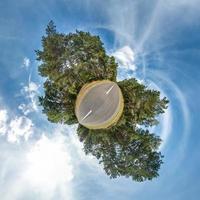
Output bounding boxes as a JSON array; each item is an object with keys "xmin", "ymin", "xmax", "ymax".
[
  {"xmin": 36, "ymin": 21, "xmax": 169, "ymax": 182},
  {"xmin": 77, "ymin": 124, "xmax": 163, "ymax": 181},
  {"xmin": 36, "ymin": 20, "xmax": 117, "ymax": 124}
]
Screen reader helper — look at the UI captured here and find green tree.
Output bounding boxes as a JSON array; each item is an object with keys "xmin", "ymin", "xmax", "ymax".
[
  {"xmin": 77, "ymin": 78, "xmax": 168, "ymax": 182},
  {"xmin": 36, "ymin": 21, "xmax": 117, "ymax": 124},
  {"xmin": 36, "ymin": 21, "xmax": 169, "ymax": 182},
  {"xmin": 117, "ymin": 78, "xmax": 169, "ymax": 127},
  {"xmin": 77, "ymin": 124, "xmax": 163, "ymax": 182}
]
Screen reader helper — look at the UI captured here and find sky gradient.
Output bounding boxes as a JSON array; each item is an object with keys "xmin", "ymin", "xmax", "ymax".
[{"xmin": 0, "ymin": 0, "xmax": 200, "ymax": 199}]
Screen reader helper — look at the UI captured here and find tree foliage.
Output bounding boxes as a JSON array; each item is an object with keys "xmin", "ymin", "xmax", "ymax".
[
  {"xmin": 77, "ymin": 78, "xmax": 168, "ymax": 181},
  {"xmin": 36, "ymin": 21, "xmax": 117, "ymax": 124},
  {"xmin": 117, "ymin": 78, "xmax": 169, "ymax": 127},
  {"xmin": 36, "ymin": 21, "xmax": 169, "ymax": 182},
  {"xmin": 77, "ymin": 124, "xmax": 163, "ymax": 181}
]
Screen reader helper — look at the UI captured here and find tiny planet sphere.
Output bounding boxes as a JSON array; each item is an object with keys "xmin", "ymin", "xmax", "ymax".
[{"xmin": 75, "ymin": 80, "xmax": 124, "ymax": 129}]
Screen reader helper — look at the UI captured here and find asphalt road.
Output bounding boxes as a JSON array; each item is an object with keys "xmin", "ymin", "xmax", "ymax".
[{"xmin": 76, "ymin": 81, "xmax": 121, "ymax": 127}]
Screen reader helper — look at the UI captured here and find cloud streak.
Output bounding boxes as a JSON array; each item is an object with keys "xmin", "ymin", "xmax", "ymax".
[
  {"xmin": 19, "ymin": 80, "xmax": 40, "ymax": 115},
  {"xmin": 22, "ymin": 57, "xmax": 30, "ymax": 69}
]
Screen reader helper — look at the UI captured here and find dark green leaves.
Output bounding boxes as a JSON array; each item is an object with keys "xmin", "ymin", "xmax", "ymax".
[
  {"xmin": 117, "ymin": 78, "xmax": 169, "ymax": 127},
  {"xmin": 36, "ymin": 21, "xmax": 117, "ymax": 124},
  {"xmin": 77, "ymin": 124, "xmax": 163, "ymax": 182},
  {"xmin": 37, "ymin": 21, "xmax": 169, "ymax": 182},
  {"xmin": 46, "ymin": 20, "xmax": 57, "ymax": 36},
  {"xmin": 76, "ymin": 78, "xmax": 168, "ymax": 181}
]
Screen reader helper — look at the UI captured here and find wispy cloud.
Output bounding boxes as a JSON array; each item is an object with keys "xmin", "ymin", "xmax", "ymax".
[
  {"xmin": 0, "ymin": 109, "xmax": 8, "ymax": 134},
  {"xmin": 154, "ymin": 72, "xmax": 190, "ymax": 156},
  {"xmin": 22, "ymin": 57, "xmax": 30, "ymax": 69},
  {"xmin": 19, "ymin": 81, "xmax": 40, "ymax": 115}
]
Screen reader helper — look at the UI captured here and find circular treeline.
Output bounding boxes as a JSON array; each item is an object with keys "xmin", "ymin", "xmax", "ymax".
[{"xmin": 36, "ymin": 21, "xmax": 169, "ymax": 182}]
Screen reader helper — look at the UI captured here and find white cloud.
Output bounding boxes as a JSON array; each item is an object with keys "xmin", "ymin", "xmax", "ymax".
[
  {"xmin": 22, "ymin": 57, "xmax": 30, "ymax": 69},
  {"xmin": 24, "ymin": 134, "xmax": 73, "ymax": 189},
  {"xmin": 24, "ymin": 81, "xmax": 39, "ymax": 93},
  {"xmin": 7, "ymin": 116, "xmax": 34, "ymax": 143},
  {"xmin": 112, "ymin": 46, "xmax": 137, "ymax": 71},
  {"xmin": 0, "ymin": 133, "xmax": 74, "ymax": 200},
  {"xmin": 0, "ymin": 108, "xmax": 34, "ymax": 143}
]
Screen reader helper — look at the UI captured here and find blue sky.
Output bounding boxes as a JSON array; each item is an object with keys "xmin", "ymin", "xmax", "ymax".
[{"xmin": 0, "ymin": 0, "xmax": 200, "ymax": 199}]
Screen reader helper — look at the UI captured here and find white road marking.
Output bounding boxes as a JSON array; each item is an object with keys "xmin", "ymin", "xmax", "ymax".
[
  {"xmin": 81, "ymin": 110, "xmax": 92, "ymax": 121},
  {"xmin": 106, "ymin": 84, "xmax": 115, "ymax": 95}
]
